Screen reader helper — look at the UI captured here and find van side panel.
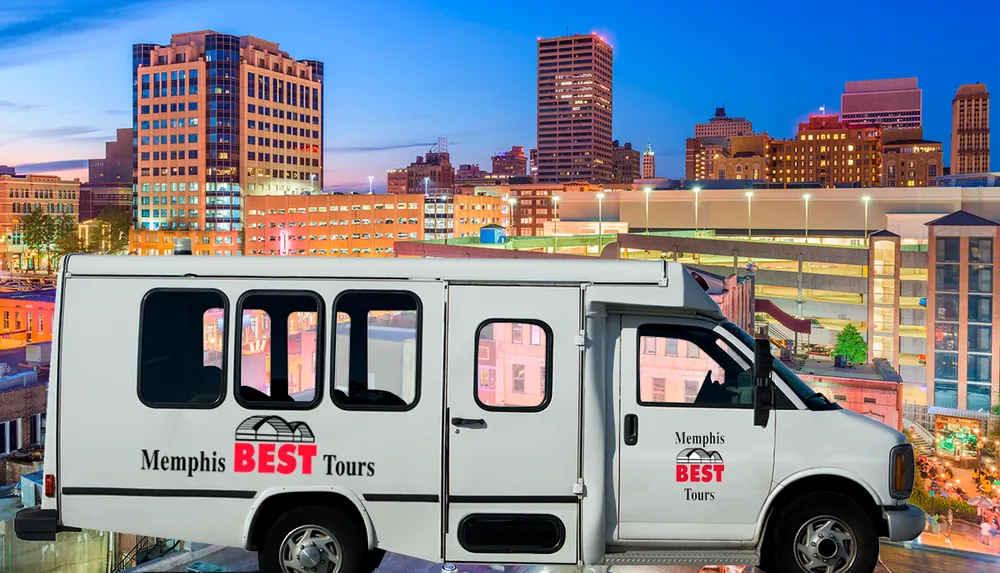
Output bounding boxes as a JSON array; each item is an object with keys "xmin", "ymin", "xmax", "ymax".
[
  {"xmin": 56, "ymin": 277, "xmax": 252, "ymax": 546},
  {"xmin": 56, "ymin": 276, "xmax": 446, "ymax": 558}
]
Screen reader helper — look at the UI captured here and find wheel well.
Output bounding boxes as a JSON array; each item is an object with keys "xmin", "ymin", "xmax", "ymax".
[
  {"xmin": 762, "ymin": 475, "xmax": 888, "ymax": 546},
  {"xmin": 247, "ymin": 492, "xmax": 369, "ymax": 552}
]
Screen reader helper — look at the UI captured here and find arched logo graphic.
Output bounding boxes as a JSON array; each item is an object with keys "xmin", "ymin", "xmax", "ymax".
[
  {"xmin": 675, "ymin": 447, "xmax": 725, "ymax": 483},
  {"xmin": 235, "ymin": 415, "xmax": 315, "ymax": 443}
]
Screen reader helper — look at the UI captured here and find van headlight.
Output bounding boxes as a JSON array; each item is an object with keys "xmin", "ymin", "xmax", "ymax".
[{"xmin": 889, "ymin": 444, "xmax": 914, "ymax": 500}]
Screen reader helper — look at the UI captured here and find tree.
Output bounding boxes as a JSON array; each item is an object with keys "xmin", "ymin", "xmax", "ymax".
[
  {"xmin": 47, "ymin": 215, "xmax": 77, "ymax": 271},
  {"xmin": 834, "ymin": 323, "xmax": 868, "ymax": 363},
  {"xmin": 21, "ymin": 210, "xmax": 53, "ymax": 257},
  {"xmin": 95, "ymin": 207, "xmax": 130, "ymax": 254}
]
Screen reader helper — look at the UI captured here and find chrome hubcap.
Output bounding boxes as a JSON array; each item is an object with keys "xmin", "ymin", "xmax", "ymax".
[
  {"xmin": 279, "ymin": 525, "xmax": 342, "ymax": 573},
  {"xmin": 794, "ymin": 515, "xmax": 857, "ymax": 573}
]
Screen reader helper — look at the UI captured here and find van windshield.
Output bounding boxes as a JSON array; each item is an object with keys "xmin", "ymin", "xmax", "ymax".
[{"xmin": 720, "ymin": 321, "xmax": 840, "ymax": 411}]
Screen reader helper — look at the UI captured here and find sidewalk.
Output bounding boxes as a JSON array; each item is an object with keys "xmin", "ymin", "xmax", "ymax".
[{"xmin": 918, "ymin": 523, "xmax": 1000, "ymax": 556}]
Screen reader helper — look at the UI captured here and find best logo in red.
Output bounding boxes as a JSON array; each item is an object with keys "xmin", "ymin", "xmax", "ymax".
[
  {"xmin": 234, "ymin": 415, "xmax": 318, "ymax": 475},
  {"xmin": 676, "ymin": 448, "xmax": 725, "ymax": 483}
]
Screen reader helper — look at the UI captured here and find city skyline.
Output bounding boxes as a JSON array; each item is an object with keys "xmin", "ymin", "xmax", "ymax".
[{"xmin": 1, "ymin": 0, "xmax": 998, "ymax": 192}]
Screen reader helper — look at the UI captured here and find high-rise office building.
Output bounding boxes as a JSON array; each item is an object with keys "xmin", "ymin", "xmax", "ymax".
[
  {"xmin": 132, "ymin": 30, "xmax": 324, "ymax": 231},
  {"xmin": 641, "ymin": 142, "xmax": 655, "ymax": 179},
  {"xmin": 536, "ymin": 33, "xmax": 613, "ymax": 184},
  {"xmin": 492, "ymin": 146, "xmax": 527, "ymax": 177},
  {"xmin": 611, "ymin": 140, "xmax": 640, "ymax": 184},
  {"xmin": 951, "ymin": 83, "xmax": 990, "ymax": 175},
  {"xmin": 89, "ymin": 128, "xmax": 134, "ymax": 184},
  {"xmin": 694, "ymin": 107, "xmax": 752, "ymax": 139},
  {"xmin": 841, "ymin": 78, "xmax": 922, "ymax": 130}
]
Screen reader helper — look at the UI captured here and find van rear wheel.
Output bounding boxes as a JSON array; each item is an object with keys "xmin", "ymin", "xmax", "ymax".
[
  {"xmin": 258, "ymin": 507, "xmax": 367, "ymax": 573},
  {"xmin": 762, "ymin": 492, "xmax": 878, "ymax": 573}
]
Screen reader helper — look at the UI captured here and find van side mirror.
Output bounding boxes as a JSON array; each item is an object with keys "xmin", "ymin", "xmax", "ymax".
[{"xmin": 753, "ymin": 338, "xmax": 773, "ymax": 428}]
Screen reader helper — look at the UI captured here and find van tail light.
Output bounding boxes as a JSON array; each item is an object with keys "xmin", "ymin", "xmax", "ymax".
[{"xmin": 44, "ymin": 474, "xmax": 55, "ymax": 498}]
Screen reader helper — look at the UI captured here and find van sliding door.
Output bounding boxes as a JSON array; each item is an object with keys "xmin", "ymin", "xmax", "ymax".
[{"xmin": 443, "ymin": 285, "xmax": 582, "ymax": 565}]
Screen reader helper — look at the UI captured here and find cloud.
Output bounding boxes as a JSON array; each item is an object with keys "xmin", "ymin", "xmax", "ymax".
[
  {"xmin": 14, "ymin": 126, "xmax": 103, "ymax": 139},
  {"xmin": 0, "ymin": 100, "xmax": 40, "ymax": 111},
  {"xmin": 13, "ymin": 159, "xmax": 89, "ymax": 172},
  {"xmin": 0, "ymin": 0, "xmax": 161, "ymax": 51},
  {"xmin": 104, "ymin": 109, "xmax": 129, "ymax": 116},
  {"xmin": 325, "ymin": 142, "xmax": 437, "ymax": 154}
]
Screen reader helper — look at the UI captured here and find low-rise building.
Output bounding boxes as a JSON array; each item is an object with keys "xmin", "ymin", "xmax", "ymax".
[
  {"xmin": 0, "ymin": 373, "xmax": 46, "ymax": 486},
  {"xmin": 880, "ymin": 128, "xmax": 942, "ymax": 187},
  {"xmin": 0, "ymin": 173, "xmax": 81, "ymax": 271},
  {"xmin": 79, "ymin": 182, "xmax": 133, "ymax": 221},
  {"xmin": 244, "ymin": 192, "xmax": 506, "ymax": 257},
  {"xmin": 492, "ymin": 146, "xmax": 527, "ymax": 177},
  {"xmin": 128, "ymin": 229, "xmax": 242, "ymax": 256}
]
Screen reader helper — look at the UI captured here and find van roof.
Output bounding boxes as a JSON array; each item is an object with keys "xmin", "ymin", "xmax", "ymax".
[
  {"xmin": 66, "ymin": 254, "xmax": 669, "ymax": 283},
  {"xmin": 62, "ymin": 255, "xmax": 724, "ymax": 317}
]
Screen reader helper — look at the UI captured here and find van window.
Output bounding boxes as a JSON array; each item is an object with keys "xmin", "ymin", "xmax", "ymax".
[
  {"xmin": 637, "ymin": 324, "xmax": 753, "ymax": 408},
  {"xmin": 475, "ymin": 320, "xmax": 552, "ymax": 411},
  {"xmin": 138, "ymin": 289, "xmax": 227, "ymax": 408},
  {"xmin": 236, "ymin": 291, "xmax": 323, "ymax": 408},
  {"xmin": 332, "ymin": 291, "xmax": 419, "ymax": 410}
]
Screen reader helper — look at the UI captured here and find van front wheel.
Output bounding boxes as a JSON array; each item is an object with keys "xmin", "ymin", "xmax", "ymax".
[
  {"xmin": 763, "ymin": 492, "xmax": 878, "ymax": 573},
  {"xmin": 259, "ymin": 507, "xmax": 367, "ymax": 573}
]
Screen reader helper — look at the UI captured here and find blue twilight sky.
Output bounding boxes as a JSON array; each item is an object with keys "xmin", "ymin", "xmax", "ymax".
[{"xmin": 0, "ymin": 0, "xmax": 997, "ymax": 192}]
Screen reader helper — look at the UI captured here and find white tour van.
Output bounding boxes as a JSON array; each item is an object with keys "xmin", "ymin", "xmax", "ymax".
[{"xmin": 15, "ymin": 252, "xmax": 925, "ymax": 573}]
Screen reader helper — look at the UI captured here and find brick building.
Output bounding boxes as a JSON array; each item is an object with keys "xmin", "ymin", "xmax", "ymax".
[
  {"xmin": 768, "ymin": 113, "xmax": 882, "ymax": 187},
  {"xmin": 509, "ymin": 182, "xmax": 603, "ymax": 236},
  {"xmin": 79, "ymin": 182, "xmax": 133, "ymax": 221},
  {"xmin": 611, "ymin": 140, "xmax": 641, "ymax": 184},
  {"xmin": 245, "ymin": 192, "xmax": 505, "ymax": 257},
  {"xmin": 386, "ymin": 169, "xmax": 407, "ymax": 194},
  {"xmin": 0, "ymin": 378, "xmax": 46, "ymax": 486},
  {"xmin": 708, "ymin": 134, "xmax": 769, "ymax": 181},
  {"xmin": 491, "ymin": 146, "xmax": 527, "ymax": 177},
  {"xmin": 880, "ymin": 128, "xmax": 943, "ymax": 187},
  {"xmin": 0, "ymin": 173, "xmax": 81, "ymax": 272},
  {"xmin": 129, "ymin": 229, "xmax": 242, "ymax": 256}
]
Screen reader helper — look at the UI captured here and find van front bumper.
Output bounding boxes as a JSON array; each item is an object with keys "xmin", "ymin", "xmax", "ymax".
[
  {"xmin": 14, "ymin": 508, "xmax": 59, "ymax": 541},
  {"xmin": 884, "ymin": 504, "xmax": 926, "ymax": 542}
]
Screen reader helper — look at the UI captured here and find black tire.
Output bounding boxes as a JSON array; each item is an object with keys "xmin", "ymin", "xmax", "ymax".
[
  {"xmin": 258, "ymin": 506, "xmax": 368, "ymax": 573},
  {"xmin": 761, "ymin": 492, "xmax": 878, "ymax": 573}
]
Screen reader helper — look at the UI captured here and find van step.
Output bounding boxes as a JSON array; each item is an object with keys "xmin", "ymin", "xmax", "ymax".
[{"xmin": 604, "ymin": 549, "xmax": 760, "ymax": 566}]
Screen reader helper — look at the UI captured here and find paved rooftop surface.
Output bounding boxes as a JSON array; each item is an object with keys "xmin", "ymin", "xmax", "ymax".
[{"xmin": 130, "ymin": 542, "xmax": 1000, "ymax": 573}]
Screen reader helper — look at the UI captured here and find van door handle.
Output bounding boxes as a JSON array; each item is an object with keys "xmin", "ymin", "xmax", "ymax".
[
  {"xmin": 451, "ymin": 417, "xmax": 486, "ymax": 428},
  {"xmin": 624, "ymin": 414, "xmax": 638, "ymax": 446}
]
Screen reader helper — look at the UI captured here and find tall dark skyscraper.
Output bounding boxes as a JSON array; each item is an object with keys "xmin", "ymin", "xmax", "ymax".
[{"xmin": 536, "ymin": 33, "xmax": 613, "ymax": 184}]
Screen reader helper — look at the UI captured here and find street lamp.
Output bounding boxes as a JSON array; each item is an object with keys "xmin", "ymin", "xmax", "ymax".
[
  {"xmin": 423, "ymin": 177, "xmax": 430, "ymax": 195},
  {"xmin": 551, "ymin": 195, "xmax": 560, "ymax": 252},
  {"xmin": 803, "ymin": 193, "xmax": 811, "ymax": 243},
  {"xmin": 693, "ymin": 186, "xmax": 702, "ymax": 236},
  {"xmin": 862, "ymin": 195, "xmax": 871, "ymax": 245},
  {"xmin": 745, "ymin": 190, "xmax": 754, "ymax": 239},
  {"xmin": 643, "ymin": 187, "xmax": 652, "ymax": 235},
  {"xmin": 368, "ymin": 175, "xmax": 374, "ymax": 194},
  {"xmin": 596, "ymin": 192, "xmax": 605, "ymax": 252}
]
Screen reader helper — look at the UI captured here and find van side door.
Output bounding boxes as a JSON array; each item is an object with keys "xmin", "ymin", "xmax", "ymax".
[
  {"xmin": 444, "ymin": 284, "xmax": 582, "ymax": 565},
  {"xmin": 616, "ymin": 314, "xmax": 776, "ymax": 542}
]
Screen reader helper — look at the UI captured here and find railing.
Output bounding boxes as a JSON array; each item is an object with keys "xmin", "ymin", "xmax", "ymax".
[
  {"xmin": 110, "ymin": 536, "xmax": 180, "ymax": 573},
  {"xmin": 903, "ymin": 402, "xmax": 1000, "ymax": 436}
]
